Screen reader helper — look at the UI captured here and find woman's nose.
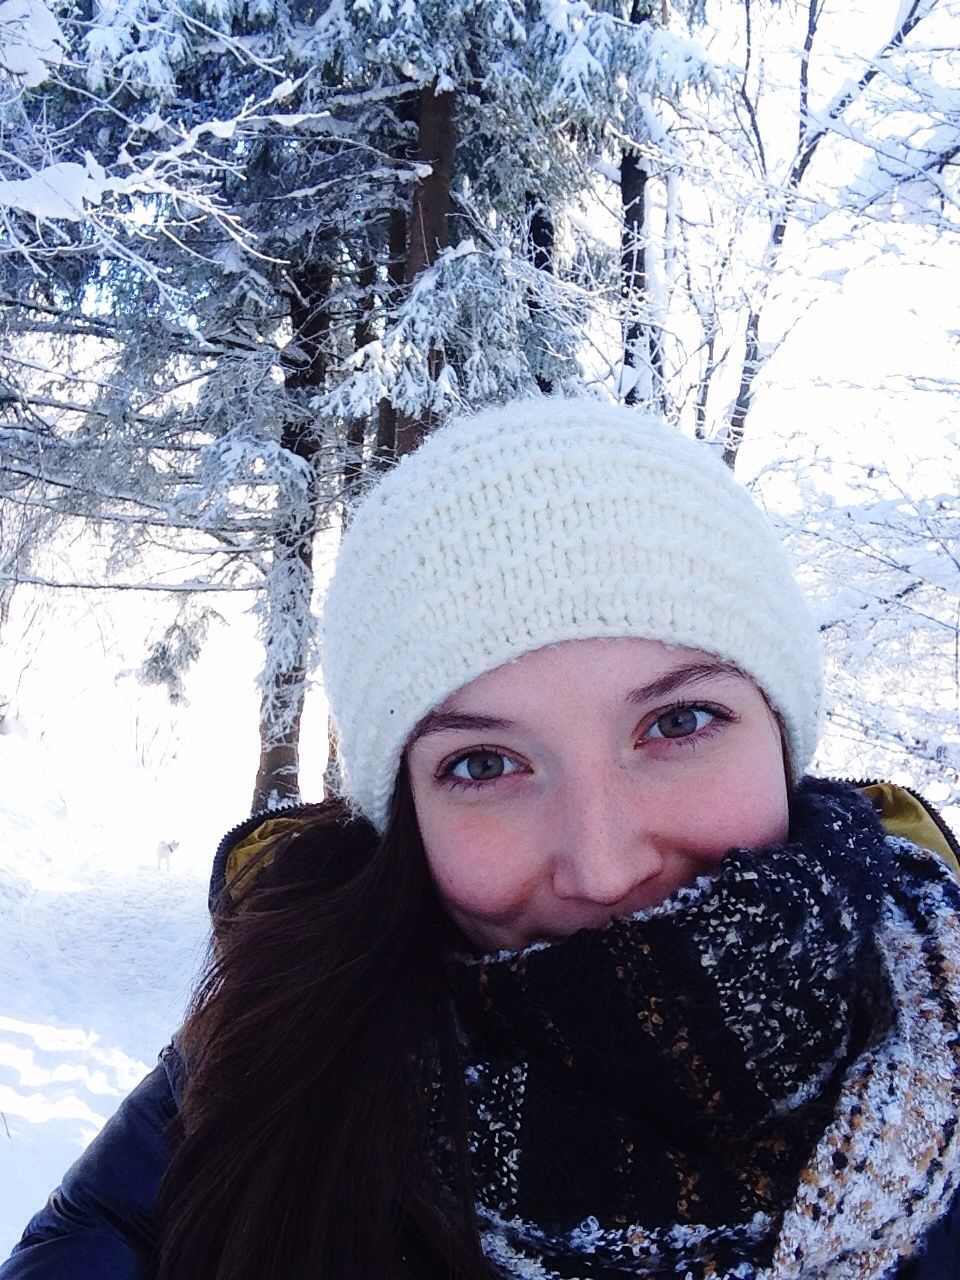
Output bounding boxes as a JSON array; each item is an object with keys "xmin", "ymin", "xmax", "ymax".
[{"xmin": 549, "ymin": 770, "xmax": 664, "ymax": 904}]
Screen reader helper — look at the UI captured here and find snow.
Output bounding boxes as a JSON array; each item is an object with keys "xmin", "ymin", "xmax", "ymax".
[
  {"xmin": 0, "ymin": 718, "xmax": 210, "ymax": 1250},
  {"xmin": 0, "ymin": 159, "xmax": 107, "ymax": 220},
  {"xmin": 0, "ymin": 582, "xmax": 331, "ymax": 1255},
  {"xmin": 0, "ymin": 0, "xmax": 64, "ymax": 87}
]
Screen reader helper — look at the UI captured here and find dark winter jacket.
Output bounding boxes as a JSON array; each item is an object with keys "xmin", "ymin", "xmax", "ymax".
[
  {"xmin": 0, "ymin": 1044, "xmax": 184, "ymax": 1280},
  {"xmin": 3, "ymin": 782, "xmax": 960, "ymax": 1280}
]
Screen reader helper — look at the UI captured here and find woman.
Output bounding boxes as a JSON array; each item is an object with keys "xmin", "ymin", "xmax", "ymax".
[{"xmin": 5, "ymin": 398, "xmax": 960, "ymax": 1280}]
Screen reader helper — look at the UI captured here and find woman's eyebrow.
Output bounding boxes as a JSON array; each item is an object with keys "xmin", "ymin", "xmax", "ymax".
[
  {"xmin": 408, "ymin": 709, "xmax": 518, "ymax": 744},
  {"xmin": 626, "ymin": 661, "xmax": 743, "ymax": 705}
]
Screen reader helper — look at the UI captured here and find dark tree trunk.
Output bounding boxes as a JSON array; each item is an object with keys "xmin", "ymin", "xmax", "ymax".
[
  {"xmin": 525, "ymin": 195, "xmax": 555, "ymax": 394},
  {"xmin": 620, "ymin": 149, "xmax": 665, "ymax": 412},
  {"xmin": 342, "ymin": 253, "xmax": 378, "ymax": 522},
  {"xmin": 251, "ymin": 262, "xmax": 333, "ymax": 813},
  {"xmin": 723, "ymin": 308, "xmax": 761, "ymax": 469},
  {"xmin": 528, "ymin": 199, "xmax": 553, "ymax": 275},
  {"xmin": 375, "ymin": 206, "xmax": 409, "ymax": 467},
  {"xmin": 722, "ymin": 205, "xmax": 789, "ymax": 470},
  {"xmin": 620, "ymin": 1, "xmax": 666, "ymax": 413},
  {"xmin": 395, "ymin": 85, "xmax": 455, "ymax": 458},
  {"xmin": 694, "ymin": 330, "xmax": 717, "ymax": 440}
]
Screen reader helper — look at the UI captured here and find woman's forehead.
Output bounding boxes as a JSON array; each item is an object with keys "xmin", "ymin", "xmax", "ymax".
[{"xmin": 437, "ymin": 638, "xmax": 749, "ymax": 713}]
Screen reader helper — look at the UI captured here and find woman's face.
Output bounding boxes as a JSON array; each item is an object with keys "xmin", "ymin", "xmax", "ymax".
[{"xmin": 405, "ymin": 637, "xmax": 789, "ymax": 953}]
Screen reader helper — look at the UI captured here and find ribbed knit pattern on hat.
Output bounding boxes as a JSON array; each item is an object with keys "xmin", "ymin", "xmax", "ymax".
[{"xmin": 321, "ymin": 398, "xmax": 822, "ymax": 830}]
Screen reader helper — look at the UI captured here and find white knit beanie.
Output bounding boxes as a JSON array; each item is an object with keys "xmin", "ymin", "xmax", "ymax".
[{"xmin": 321, "ymin": 398, "xmax": 822, "ymax": 831}]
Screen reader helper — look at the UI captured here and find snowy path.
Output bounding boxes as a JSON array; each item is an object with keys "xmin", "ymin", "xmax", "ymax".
[{"xmin": 0, "ymin": 727, "xmax": 212, "ymax": 1255}]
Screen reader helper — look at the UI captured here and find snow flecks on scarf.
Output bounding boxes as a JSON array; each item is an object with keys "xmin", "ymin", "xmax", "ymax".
[
  {"xmin": 444, "ymin": 780, "xmax": 960, "ymax": 1279},
  {"xmin": 764, "ymin": 843, "xmax": 960, "ymax": 1279}
]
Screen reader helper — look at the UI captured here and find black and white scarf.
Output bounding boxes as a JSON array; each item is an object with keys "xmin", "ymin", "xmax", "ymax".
[{"xmin": 445, "ymin": 779, "xmax": 960, "ymax": 1279}]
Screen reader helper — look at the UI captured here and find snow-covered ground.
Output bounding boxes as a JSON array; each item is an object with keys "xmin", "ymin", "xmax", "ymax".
[
  {"xmin": 0, "ymin": 719, "xmax": 209, "ymax": 1250},
  {"xmin": 0, "ymin": 588, "xmax": 329, "ymax": 1254}
]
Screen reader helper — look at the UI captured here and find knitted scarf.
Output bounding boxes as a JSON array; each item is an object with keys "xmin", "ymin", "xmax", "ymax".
[{"xmin": 444, "ymin": 779, "xmax": 960, "ymax": 1279}]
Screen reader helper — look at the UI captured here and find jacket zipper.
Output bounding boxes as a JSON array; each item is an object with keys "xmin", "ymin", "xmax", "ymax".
[{"xmin": 208, "ymin": 800, "xmax": 327, "ymax": 912}]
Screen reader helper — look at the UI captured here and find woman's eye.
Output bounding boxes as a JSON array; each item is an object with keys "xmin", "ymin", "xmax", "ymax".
[
  {"xmin": 447, "ymin": 750, "xmax": 523, "ymax": 784},
  {"xmin": 646, "ymin": 706, "xmax": 716, "ymax": 740}
]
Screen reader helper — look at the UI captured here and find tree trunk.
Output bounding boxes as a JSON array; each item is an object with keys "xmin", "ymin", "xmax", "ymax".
[
  {"xmin": 620, "ymin": 150, "xmax": 666, "ymax": 410},
  {"xmin": 342, "ymin": 253, "xmax": 378, "ymax": 521},
  {"xmin": 395, "ymin": 85, "xmax": 455, "ymax": 457},
  {"xmin": 723, "ymin": 307, "xmax": 761, "ymax": 469},
  {"xmin": 251, "ymin": 262, "xmax": 333, "ymax": 813},
  {"xmin": 375, "ymin": 206, "xmax": 409, "ymax": 467},
  {"xmin": 525, "ymin": 195, "xmax": 555, "ymax": 394},
  {"xmin": 694, "ymin": 330, "xmax": 717, "ymax": 440},
  {"xmin": 620, "ymin": 2, "xmax": 666, "ymax": 413},
  {"xmin": 323, "ymin": 715, "xmax": 340, "ymax": 801}
]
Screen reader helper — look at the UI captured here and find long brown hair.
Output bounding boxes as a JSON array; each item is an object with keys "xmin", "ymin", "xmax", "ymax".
[{"xmin": 155, "ymin": 769, "xmax": 491, "ymax": 1280}]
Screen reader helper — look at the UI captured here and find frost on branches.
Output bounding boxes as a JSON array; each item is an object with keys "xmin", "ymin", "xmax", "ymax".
[{"xmin": 754, "ymin": 431, "xmax": 960, "ymax": 795}]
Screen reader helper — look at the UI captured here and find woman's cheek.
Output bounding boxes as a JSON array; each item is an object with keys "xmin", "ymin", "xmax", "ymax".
[
  {"xmin": 670, "ymin": 767, "xmax": 788, "ymax": 856},
  {"xmin": 423, "ymin": 811, "xmax": 541, "ymax": 917}
]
